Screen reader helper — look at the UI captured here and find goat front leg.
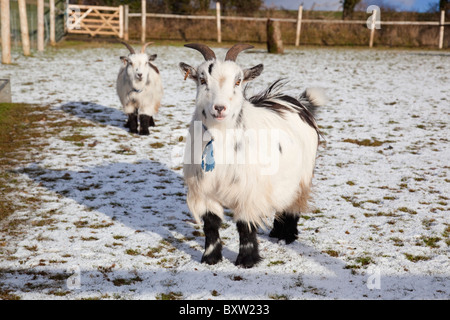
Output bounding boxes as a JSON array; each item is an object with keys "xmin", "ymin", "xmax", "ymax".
[
  {"xmin": 235, "ymin": 221, "xmax": 261, "ymax": 268},
  {"xmin": 201, "ymin": 212, "xmax": 223, "ymax": 265},
  {"xmin": 139, "ymin": 114, "xmax": 151, "ymax": 135},
  {"xmin": 127, "ymin": 112, "xmax": 138, "ymax": 134}
]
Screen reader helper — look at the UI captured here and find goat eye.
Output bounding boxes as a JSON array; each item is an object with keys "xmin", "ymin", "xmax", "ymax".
[{"xmin": 235, "ymin": 79, "xmax": 241, "ymax": 86}]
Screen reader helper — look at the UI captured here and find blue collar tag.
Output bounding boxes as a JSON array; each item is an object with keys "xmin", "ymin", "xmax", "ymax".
[
  {"xmin": 201, "ymin": 123, "xmax": 215, "ymax": 172},
  {"xmin": 201, "ymin": 139, "xmax": 215, "ymax": 172}
]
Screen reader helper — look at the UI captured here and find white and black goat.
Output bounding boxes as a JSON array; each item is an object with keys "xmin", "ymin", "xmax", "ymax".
[
  {"xmin": 180, "ymin": 43, "xmax": 326, "ymax": 268},
  {"xmin": 116, "ymin": 41, "xmax": 163, "ymax": 135}
]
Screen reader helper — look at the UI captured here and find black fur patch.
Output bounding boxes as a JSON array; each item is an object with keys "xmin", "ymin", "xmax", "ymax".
[
  {"xmin": 139, "ymin": 114, "xmax": 151, "ymax": 135},
  {"xmin": 208, "ymin": 62, "xmax": 214, "ymax": 75},
  {"xmin": 201, "ymin": 212, "xmax": 222, "ymax": 265},
  {"xmin": 269, "ymin": 212, "xmax": 300, "ymax": 244},
  {"xmin": 235, "ymin": 108, "xmax": 244, "ymax": 129},
  {"xmin": 149, "ymin": 63, "xmax": 159, "ymax": 74},
  {"xmin": 247, "ymin": 79, "xmax": 321, "ymax": 140},
  {"xmin": 235, "ymin": 221, "xmax": 261, "ymax": 268},
  {"xmin": 127, "ymin": 113, "xmax": 138, "ymax": 134}
]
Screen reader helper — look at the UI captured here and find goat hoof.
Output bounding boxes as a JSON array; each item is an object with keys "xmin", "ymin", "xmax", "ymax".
[
  {"xmin": 270, "ymin": 229, "xmax": 298, "ymax": 244},
  {"xmin": 139, "ymin": 128, "xmax": 150, "ymax": 135},
  {"xmin": 235, "ymin": 253, "xmax": 261, "ymax": 268},
  {"xmin": 201, "ymin": 253, "xmax": 222, "ymax": 265},
  {"xmin": 269, "ymin": 228, "xmax": 281, "ymax": 239}
]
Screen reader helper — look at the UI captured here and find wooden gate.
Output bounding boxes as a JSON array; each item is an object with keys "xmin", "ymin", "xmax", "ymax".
[{"xmin": 66, "ymin": 4, "xmax": 123, "ymax": 38}]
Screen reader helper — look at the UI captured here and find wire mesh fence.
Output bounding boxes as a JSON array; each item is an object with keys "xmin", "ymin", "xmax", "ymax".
[{"xmin": 6, "ymin": 0, "xmax": 65, "ymax": 49}]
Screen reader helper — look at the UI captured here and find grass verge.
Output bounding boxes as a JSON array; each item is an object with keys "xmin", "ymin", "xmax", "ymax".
[{"xmin": 0, "ymin": 103, "xmax": 49, "ymax": 222}]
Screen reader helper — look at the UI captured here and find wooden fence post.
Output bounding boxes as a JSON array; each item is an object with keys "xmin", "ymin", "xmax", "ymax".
[
  {"xmin": 124, "ymin": 5, "xmax": 129, "ymax": 41},
  {"xmin": 141, "ymin": 0, "xmax": 146, "ymax": 43},
  {"xmin": 18, "ymin": 0, "xmax": 31, "ymax": 56},
  {"xmin": 119, "ymin": 5, "xmax": 124, "ymax": 39},
  {"xmin": 216, "ymin": 2, "xmax": 221, "ymax": 43},
  {"xmin": 37, "ymin": 0, "xmax": 45, "ymax": 51},
  {"xmin": 295, "ymin": 5, "xmax": 303, "ymax": 46},
  {"xmin": 1, "ymin": 0, "xmax": 11, "ymax": 64},
  {"xmin": 267, "ymin": 19, "xmax": 284, "ymax": 54},
  {"xmin": 369, "ymin": 9, "xmax": 376, "ymax": 48},
  {"xmin": 50, "ymin": 0, "xmax": 56, "ymax": 46},
  {"xmin": 439, "ymin": 10, "xmax": 445, "ymax": 49}
]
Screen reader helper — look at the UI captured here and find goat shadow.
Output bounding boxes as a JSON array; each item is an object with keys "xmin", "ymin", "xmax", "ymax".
[
  {"xmin": 20, "ymin": 160, "xmax": 237, "ymax": 263},
  {"xmin": 61, "ymin": 101, "xmax": 127, "ymax": 131},
  {"xmin": 17, "ymin": 160, "xmax": 450, "ymax": 298}
]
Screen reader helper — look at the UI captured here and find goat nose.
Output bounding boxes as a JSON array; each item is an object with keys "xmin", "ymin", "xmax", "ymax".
[
  {"xmin": 137, "ymin": 73, "xmax": 143, "ymax": 78},
  {"xmin": 214, "ymin": 105, "xmax": 226, "ymax": 113}
]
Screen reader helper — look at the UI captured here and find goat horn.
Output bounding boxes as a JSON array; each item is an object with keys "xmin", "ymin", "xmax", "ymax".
[
  {"xmin": 225, "ymin": 43, "xmax": 254, "ymax": 62},
  {"xmin": 141, "ymin": 42, "xmax": 154, "ymax": 54},
  {"xmin": 119, "ymin": 40, "xmax": 135, "ymax": 55},
  {"xmin": 184, "ymin": 43, "xmax": 216, "ymax": 61}
]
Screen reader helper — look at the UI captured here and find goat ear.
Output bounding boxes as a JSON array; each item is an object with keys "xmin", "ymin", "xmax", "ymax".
[
  {"xmin": 243, "ymin": 64, "xmax": 264, "ymax": 82},
  {"xmin": 120, "ymin": 56, "xmax": 129, "ymax": 65},
  {"xmin": 179, "ymin": 62, "xmax": 197, "ymax": 81},
  {"xmin": 148, "ymin": 54, "xmax": 157, "ymax": 62}
]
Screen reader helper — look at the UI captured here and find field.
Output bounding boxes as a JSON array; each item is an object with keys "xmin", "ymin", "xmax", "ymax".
[{"xmin": 0, "ymin": 43, "xmax": 449, "ymax": 300}]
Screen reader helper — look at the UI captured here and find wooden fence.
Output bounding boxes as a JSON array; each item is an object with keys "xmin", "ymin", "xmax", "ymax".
[
  {"xmin": 1, "ymin": 0, "xmax": 65, "ymax": 63},
  {"xmin": 1, "ymin": 1, "xmax": 449, "ymax": 64},
  {"xmin": 66, "ymin": 4, "xmax": 123, "ymax": 38},
  {"xmin": 126, "ymin": 2, "xmax": 449, "ymax": 49}
]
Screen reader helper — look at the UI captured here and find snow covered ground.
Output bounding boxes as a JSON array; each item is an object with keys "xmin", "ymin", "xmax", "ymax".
[{"xmin": 0, "ymin": 44, "xmax": 449, "ymax": 299}]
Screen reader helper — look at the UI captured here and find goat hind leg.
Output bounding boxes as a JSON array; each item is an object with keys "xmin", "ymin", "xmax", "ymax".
[
  {"xmin": 149, "ymin": 116, "xmax": 155, "ymax": 127},
  {"xmin": 269, "ymin": 212, "xmax": 299, "ymax": 244}
]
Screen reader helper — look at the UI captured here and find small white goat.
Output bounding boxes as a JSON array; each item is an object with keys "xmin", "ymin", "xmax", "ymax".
[
  {"xmin": 116, "ymin": 41, "xmax": 163, "ymax": 135},
  {"xmin": 180, "ymin": 43, "xmax": 325, "ymax": 268}
]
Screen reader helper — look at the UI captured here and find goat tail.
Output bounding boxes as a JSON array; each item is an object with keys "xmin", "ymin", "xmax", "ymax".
[{"xmin": 299, "ymin": 88, "xmax": 327, "ymax": 117}]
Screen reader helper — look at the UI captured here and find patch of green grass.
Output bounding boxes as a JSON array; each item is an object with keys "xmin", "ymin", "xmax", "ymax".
[
  {"xmin": 0, "ymin": 289, "xmax": 21, "ymax": 300},
  {"xmin": 113, "ymin": 145, "xmax": 136, "ymax": 155},
  {"xmin": 156, "ymin": 292, "xmax": 183, "ymax": 300},
  {"xmin": 323, "ymin": 249, "xmax": 339, "ymax": 257},
  {"xmin": 390, "ymin": 237, "xmax": 404, "ymax": 247},
  {"xmin": 60, "ymin": 134, "xmax": 94, "ymax": 143},
  {"xmin": 81, "ymin": 236, "xmax": 99, "ymax": 241},
  {"xmin": 268, "ymin": 260, "xmax": 285, "ymax": 266},
  {"xmin": 150, "ymin": 142, "xmax": 165, "ymax": 148},
  {"xmin": 404, "ymin": 253, "xmax": 431, "ymax": 262},
  {"xmin": 125, "ymin": 249, "xmax": 140, "ymax": 256},
  {"xmin": 397, "ymin": 207, "xmax": 417, "ymax": 215},
  {"xmin": 342, "ymin": 138, "xmax": 387, "ymax": 147},
  {"xmin": 269, "ymin": 294, "xmax": 289, "ymax": 300},
  {"xmin": 345, "ymin": 255, "xmax": 374, "ymax": 270},
  {"xmin": 420, "ymin": 236, "xmax": 441, "ymax": 248},
  {"xmin": 0, "ymin": 103, "xmax": 49, "ymax": 222},
  {"xmin": 112, "ymin": 276, "xmax": 143, "ymax": 287}
]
